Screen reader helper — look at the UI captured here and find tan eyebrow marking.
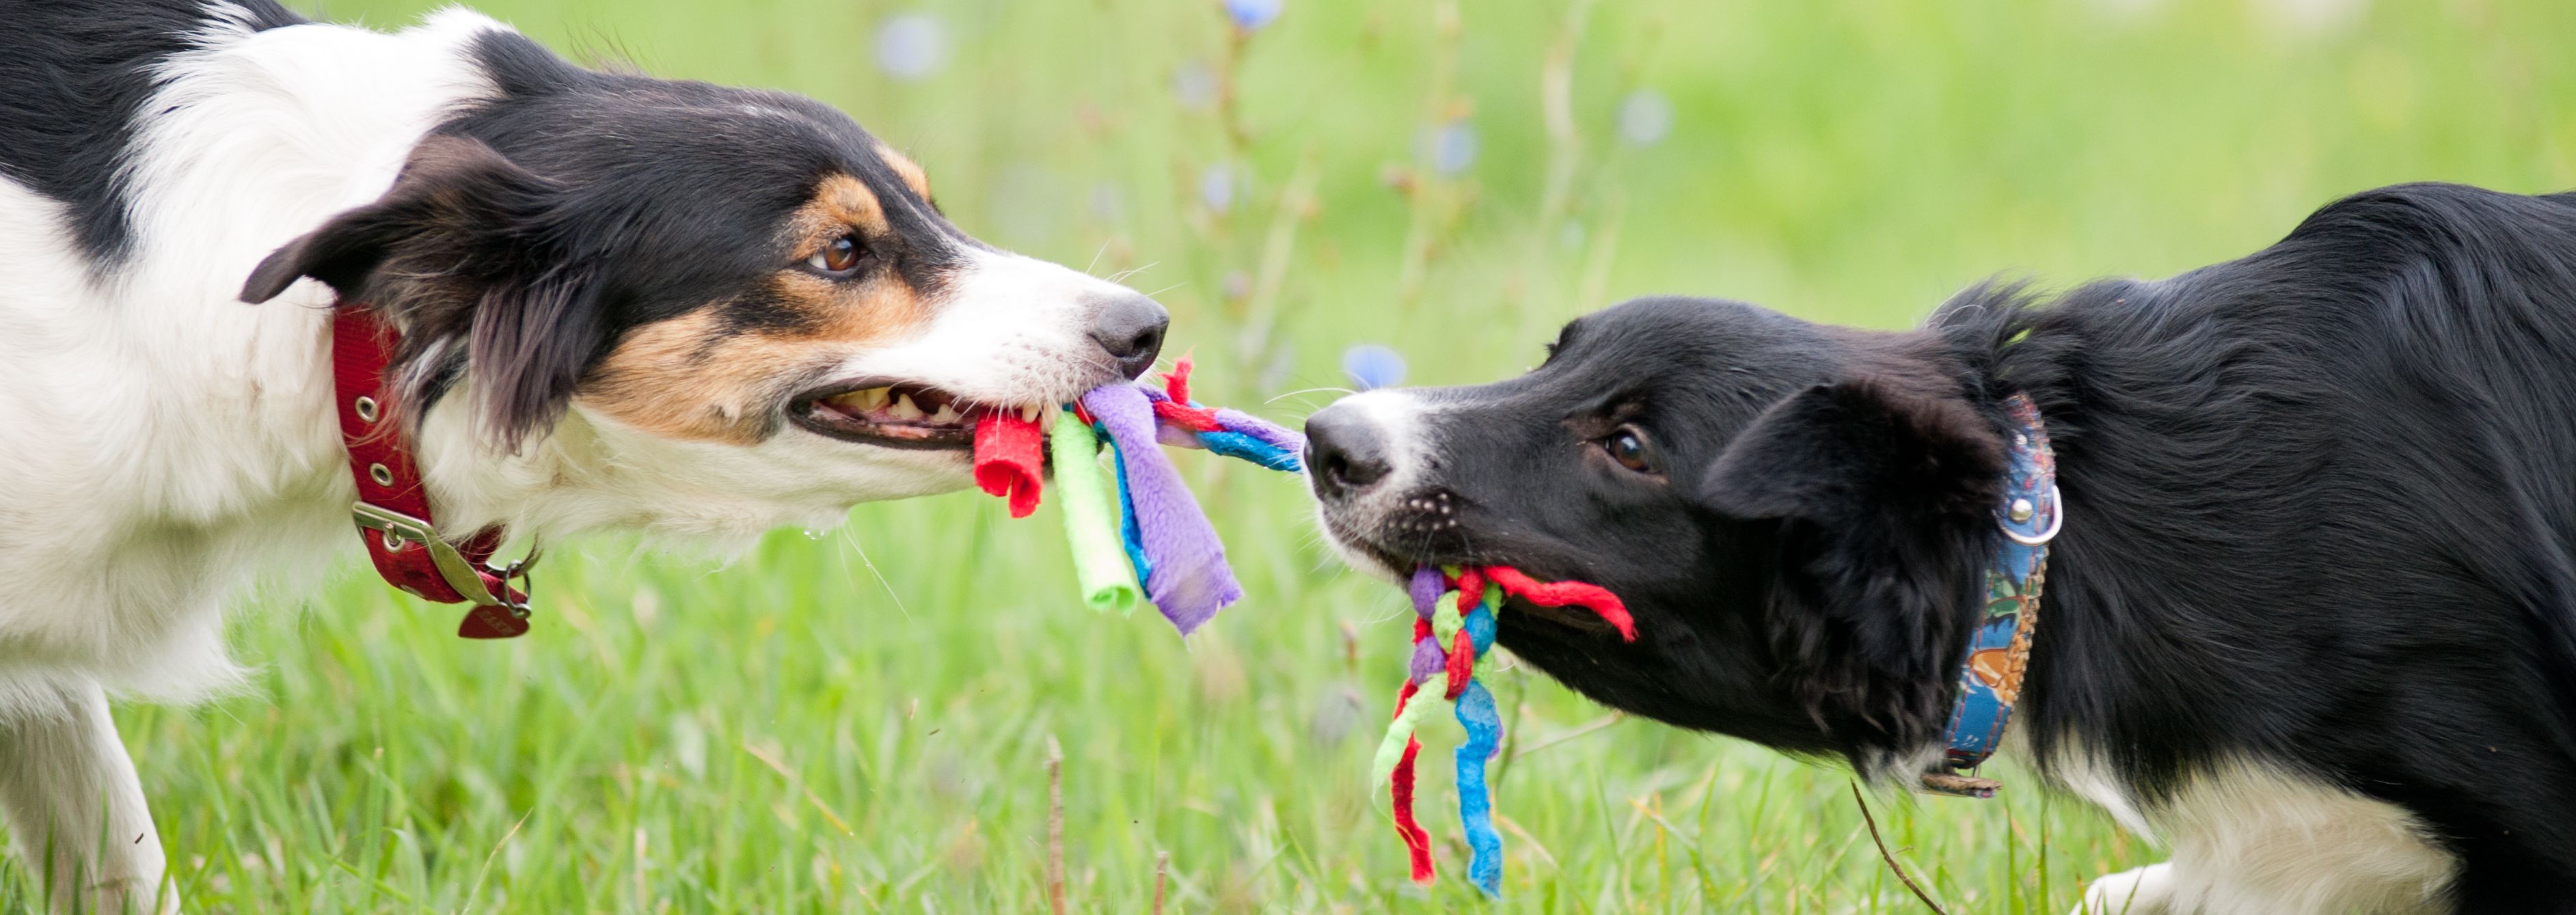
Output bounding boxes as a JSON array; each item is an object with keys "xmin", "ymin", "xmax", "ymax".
[
  {"xmin": 785, "ymin": 174, "xmax": 889, "ymax": 258},
  {"xmin": 876, "ymin": 143, "xmax": 932, "ymax": 201}
]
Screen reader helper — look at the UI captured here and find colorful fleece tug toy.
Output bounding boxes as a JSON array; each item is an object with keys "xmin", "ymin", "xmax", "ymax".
[
  {"xmin": 1373, "ymin": 565, "xmax": 1633, "ymax": 897},
  {"xmin": 966, "ymin": 359, "xmax": 1636, "ymax": 897},
  {"xmin": 967, "ymin": 357, "xmax": 1303, "ymax": 633}
]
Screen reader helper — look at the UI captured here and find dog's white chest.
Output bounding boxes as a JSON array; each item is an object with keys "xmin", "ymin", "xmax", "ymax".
[{"xmin": 2059, "ymin": 755, "xmax": 2457, "ymax": 914}]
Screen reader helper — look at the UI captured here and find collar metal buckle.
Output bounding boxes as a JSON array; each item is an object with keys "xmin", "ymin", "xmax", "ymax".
[{"xmin": 351, "ymin": 502, "xmax": 534, "ymax": 612}]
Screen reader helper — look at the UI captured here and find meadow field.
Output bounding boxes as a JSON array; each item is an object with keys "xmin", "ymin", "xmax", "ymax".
[{"xmin": 10, "ymin": 0, "xmax": 2573, "ymax": 911}]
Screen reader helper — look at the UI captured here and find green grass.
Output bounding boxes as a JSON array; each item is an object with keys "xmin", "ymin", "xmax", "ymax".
[{"xmin": 12, "ymin": 0, "xmax": 2575, "ymax": 910}]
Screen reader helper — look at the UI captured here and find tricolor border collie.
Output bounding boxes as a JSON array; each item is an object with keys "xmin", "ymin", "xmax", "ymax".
[
  {"xmin": 0, "ymin": 1, "xmax": 1166, "ymax": 909},
  {"xmin": 1305, "ymin": 183, "xmax": 2576, "ymax": 913}
]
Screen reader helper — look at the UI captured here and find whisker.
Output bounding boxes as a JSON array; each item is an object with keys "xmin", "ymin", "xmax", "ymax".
[
  {"xmin": 1264, "ymin": 387, "xmax": 1357, "ymax": 405},
  {"xmin": 837, "ymin": 528, "xmax": 912, "ymax": 621},
  {"xmin": 1107, "ymin": 261, "xmax": 1161, "ymax": 285}
]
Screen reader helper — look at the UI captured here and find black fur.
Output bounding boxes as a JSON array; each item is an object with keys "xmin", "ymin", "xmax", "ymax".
[
  {"xmin": 239, "ymin": 30, "xmax": 975, "ymax": 449},
  {"xmin": 0, "ymin": 0, "xmax": 302, "ymax": 265},
  {"xmin": 1307, "ymin": 182, "xmax": 2576, "ymax": 910}
]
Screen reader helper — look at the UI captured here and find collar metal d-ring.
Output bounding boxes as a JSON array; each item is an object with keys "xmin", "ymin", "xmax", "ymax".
[{"xmin": 2001, "ymin": 484, "xmax": 2065, "ymax": 547}]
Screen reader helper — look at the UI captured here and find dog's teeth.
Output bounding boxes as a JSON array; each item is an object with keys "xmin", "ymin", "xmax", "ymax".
[
  {"xmin": 889, "ymin": 394, "xmax": 924, "ymax": 420},
  {"xmin": 1020, "ymin": 405, "xmax": 1040, "ymax": 424},
  {"xmin": 930, "ymin": 403, "xmax": 961, "ymax": 424},
  {"xmin": 1040, "ymin": 408, "xmax": 1060, "ymax": 432},
  {"xmin": 830, "ymin": 387, "xmax": 893, "ymax": 411}
]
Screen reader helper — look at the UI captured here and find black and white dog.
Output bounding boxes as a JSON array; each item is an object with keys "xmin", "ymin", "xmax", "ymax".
[
  {"xmin": 1305, "ymin": 183, "xmax": 2576, "ymax": 913},
  {"xmin": 0, "ymin": 1, "xmax": 1164, "ymax": 909}
]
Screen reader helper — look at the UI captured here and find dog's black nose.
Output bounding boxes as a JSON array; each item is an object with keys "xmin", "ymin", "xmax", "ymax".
[
  {"xmin": 1088, "ymin": 293, "xmax": 1169, "ymax": 379},
  {"xmin": 1303, "ymin": 403, "xmax": 1392, "ymax": 499}
]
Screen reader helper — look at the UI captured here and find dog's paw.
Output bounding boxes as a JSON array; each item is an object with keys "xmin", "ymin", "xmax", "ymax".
[{"xmin": 2073, "ymin": 862, "xmax": 2173, "ymax": 915}]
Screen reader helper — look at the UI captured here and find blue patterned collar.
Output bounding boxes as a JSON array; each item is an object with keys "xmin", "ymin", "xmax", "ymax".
[{"xmin": 1922, "ymin": 393, "xmax": 2061, "ymax": 798}]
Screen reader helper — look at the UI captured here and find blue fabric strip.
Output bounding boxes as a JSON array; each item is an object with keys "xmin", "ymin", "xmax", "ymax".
[
  {"xmin": 1102, "ymin": 423, "xmax": 1153, "ymax": 588},
  {"xmin": 1196, "ymin": 429, "xmax": 1303, "ymax": 472},
  {"xmin": 1462, "ymin": 601, "xmax": 1495, "ymax": 655},
  {"xmin": 1452, "ymin": 679, "xmax": 1504, "ymax": 897}
]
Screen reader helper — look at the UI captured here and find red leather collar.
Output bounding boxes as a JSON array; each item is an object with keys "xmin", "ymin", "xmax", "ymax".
[{"xmin": 331, "ymin": 303, "xmax": 534, "ymax": 638}]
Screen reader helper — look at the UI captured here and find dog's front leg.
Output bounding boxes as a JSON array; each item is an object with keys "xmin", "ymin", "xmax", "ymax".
[
  {"xmin": 0, "ymin": 681, "xmax": 175, "ymax": 914},
  {"xmin": 2074, "ymin": 862, "xmax": 2174, "ymax": 915}
]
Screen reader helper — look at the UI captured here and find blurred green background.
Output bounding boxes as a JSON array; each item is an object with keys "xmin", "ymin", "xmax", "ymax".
[{"xmin": 21, "ymin": 0, "xmax": 2574, "ymax": 911}]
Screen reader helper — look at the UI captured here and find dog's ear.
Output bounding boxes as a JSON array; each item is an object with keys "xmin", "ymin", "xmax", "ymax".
[
  {"xmin": 242, "ymin": 135, "xmax": 602, "ymax": 452},
  {"xmin": 1699, "ymin": 380, "xmax": 2005, "ymax": 523},
  {"xmin": 1696, "ymin": 379, "xmax": 2007, "ymax": 761},
  {"xmin": 240, "ymin": 135, "xmax": 558, "ymax": 305}
]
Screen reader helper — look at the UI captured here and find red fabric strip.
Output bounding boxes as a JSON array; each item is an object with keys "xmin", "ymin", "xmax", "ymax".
[
  {"xmin": 1161, "ymin": 355, "xmax": 1194, "ymax": 405},
  {"xmin": 1484, "ymin": 565, "xmax": 1636, "ymax": 642},
  {"xmin": 1443, "ymin": 627, "xmax": 1474, "ymax": 699},
  {"xmin": 1152, "ymin": 355, "xmax": 1225, "ymax": 431},
  {"xmin": 971, "ymin": 411, "xmax": 1046, "ymax": 517},
  {"xmin": 1152, "ymin": 399, "xmax": 1225, "ymax": 432},
  {"xmin": 1389, "ymin": 681, "xmax": 1435, "ymax": 884}
]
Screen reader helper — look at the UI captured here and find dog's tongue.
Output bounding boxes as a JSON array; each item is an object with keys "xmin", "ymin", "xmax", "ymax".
[{"xmin": 973, "ymin": 409, "xmax": 1046, "ymax": 518}]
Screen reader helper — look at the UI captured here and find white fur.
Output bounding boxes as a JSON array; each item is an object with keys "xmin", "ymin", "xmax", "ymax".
[
  {"xmin": 2052, "ymin": 751, "xmax": 2458, "ymax": 914},
  {"xmin": 1303, "ymin": 387, "xmax": 1437, "ymax": 583},
  {"xmin": 0, "ymin": 8, "xmax": 1141, "ymax": 909}
]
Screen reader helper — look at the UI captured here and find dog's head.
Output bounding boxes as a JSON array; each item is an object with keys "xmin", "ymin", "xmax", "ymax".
[
  {"xmin": 1305, "ymin": 297, "xmax": 2009, "ymax": 770},
  {"xmin": 241, "ymin": 33, "xmax": 1163, "ymax": 534}
]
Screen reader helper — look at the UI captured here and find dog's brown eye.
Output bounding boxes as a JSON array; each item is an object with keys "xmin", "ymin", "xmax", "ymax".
[
  {"xmin": 1603, "ymin": 427, "xmax": 1653, "ymax": 473},
  {"xmin": 808, "ymin": 234, "xmax": 860, "ymax": 273}
]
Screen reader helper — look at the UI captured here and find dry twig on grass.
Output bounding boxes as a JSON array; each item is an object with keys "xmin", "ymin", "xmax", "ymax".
[{"xmin": 1850, "ymin": 780, "xmax": 1949, "ymax": 915}]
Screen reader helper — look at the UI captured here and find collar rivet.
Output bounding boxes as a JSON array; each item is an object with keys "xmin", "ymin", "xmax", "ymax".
[
  {"xmin": 368, "ymin": 463, "xmax": 394, "ymax": 487},
  {"xmin": 2009, "ymin": 498, "xmax": 2035, "ymax": 523},
  {"xmin": 353, "ymin": 396, "xmax": 379, "ymax": 424}
]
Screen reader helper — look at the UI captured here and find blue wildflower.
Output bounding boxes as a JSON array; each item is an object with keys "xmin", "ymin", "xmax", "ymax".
[
  {"xmin": 1617, "ymin": 89, "xmax": 1672, "ymax": 146},
  {"xmin": 874, "ymin": 13, "xmax": 947, "ymax": 82},
  {"xmin": 1425, "ymin": 120, "xmax": 1477, "ymax": 175},
  {"xmin": 1171, "ymin": 62, "xmax": 1219, "ymax": 109},
  {"xmin": 1224, "ymin": 0, "xmax": 1283, "ymax": 31},
  {"xmin": 1199, "ymin": 163, "xmax": 1236, "ymax": 214},
  {"xmin": 1342, "ymin": 344, "xmax": 1407, "ymax": 391}
]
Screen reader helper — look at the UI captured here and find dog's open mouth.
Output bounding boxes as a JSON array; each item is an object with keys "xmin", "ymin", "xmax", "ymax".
[{"xmin": 791, "ymin": 381, "xmax": 1058, "ymax": 450}]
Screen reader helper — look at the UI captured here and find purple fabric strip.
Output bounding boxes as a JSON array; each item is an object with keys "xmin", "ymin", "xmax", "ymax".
[
  {"xmin": 1154, "ymin": 423, "xmax": 1204, "ymax": 450},
  {"xmin": 1215, "ymin": 408, "xmax": 1305, "ymax": 454},
  {"xmin": 1409, "ymin": 638, "xmax": 1446, "ymax": 685},
  {"xmin": 1082, "ymin": 384, "xmax": 1240, "ymax": 633},
  {"xmin": 1409, "ymin": 566, "xmax": 1445, "ymax": 618}
]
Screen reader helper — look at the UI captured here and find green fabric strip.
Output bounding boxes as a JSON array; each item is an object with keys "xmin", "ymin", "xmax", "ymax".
[
  {"xmin": 1371, "ymin": 687, "xmax": 1453, "ymax": 788},
  {"xmin": 1050, "ymin": 415, "xmax": 1143, "ymax": 615}
]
